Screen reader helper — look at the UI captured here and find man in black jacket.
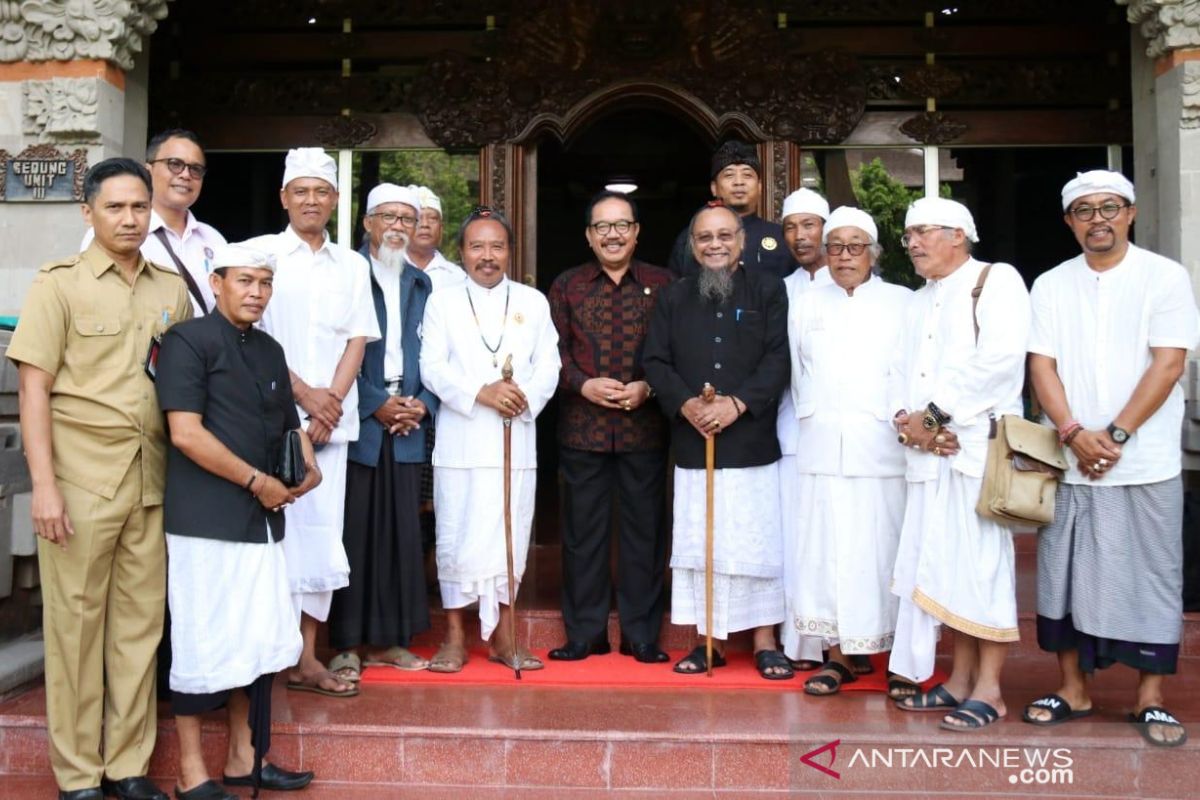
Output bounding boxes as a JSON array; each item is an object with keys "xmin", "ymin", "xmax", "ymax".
[{"xmin": 644, "ymin": 203, "xmax": 793, "ymax": 680}]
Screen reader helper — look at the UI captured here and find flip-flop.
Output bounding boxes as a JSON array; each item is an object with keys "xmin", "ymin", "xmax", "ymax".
[
  {"xmin": 804, "ymin": 660, "xmax": 856, "ymax": 695},
  {"xmin": 895, "ymin": 682, "xmax": 960, "ymax": 712},
  {"xmin": 286, "ymin": 670, "xmax": 359, "ymax": 698},
  {"xmin": 1129, "ymin": 706, "xmax": 1189, "ymax": 748},
  {"xmin": 754, "ymin": 649, "xmax": 795, "ymax": 680},
  {"xmin": 673, "ymin": 645, "xmax": 727, "ymax": 674},
  {"xmin": 488, "ymin": 648, "xmax": 544, "ymax": 672},
  {"xmin": 328, "ymin": 651, "xmax": 362, "ymax": 682},
  {"xmin": 364, "ymin": 646, "xmax": 429, "ymax": 671},
  {"xmin": 1022, "ymin": 693, "xmax": 1093, "ymax": 726},
  {"xmin": 428, "ymin": 642, "xmax": 467, "ymax": 674},
  {"xmin": 887, "ymin": 673, "xmax": 921, "ymax": 701},
  {"xmin": 939, "ymin": 699, "xmax": 1002, "ymax": 731}
]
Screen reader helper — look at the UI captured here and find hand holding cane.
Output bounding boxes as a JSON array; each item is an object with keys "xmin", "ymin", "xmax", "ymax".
[
  {"xmin": 500, "ymin": 354, "xmax": 521, "ymax": 680},
  {"xmin": 701, "ymin": 382, "xmax": 717, "ymax": 677}
]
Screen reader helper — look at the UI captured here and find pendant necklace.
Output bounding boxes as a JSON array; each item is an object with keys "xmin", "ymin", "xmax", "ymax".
[{"xmin": 466, "ymin": 282, "xmax": 511, "ymax": 367}]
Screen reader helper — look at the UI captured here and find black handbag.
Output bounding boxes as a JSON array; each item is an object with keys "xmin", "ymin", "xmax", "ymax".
[{"xmin": 276, "ymin": 429, "xmax": 307, "ymax": 488}]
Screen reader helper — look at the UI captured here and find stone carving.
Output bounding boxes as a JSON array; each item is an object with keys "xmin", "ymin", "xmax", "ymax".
[
  {"xmin": 314, "ymin": 116, "xmax": 377, "ymax": 149},
  {"xmin": 1118, "ymin": 0, "xmax": 1200, "ymax": 58},
  {"xmin": 23, "ymin": 77, "xmax": 100, "ymax": 141},
  {"xmin": 0, "ymin": 0, "xmax": 171, "ymax": 70},
  {"xmin": 899, "ymin": 111, "xmax": 968, "ymax": 144},
  {"xmin": 411, "ymin": 0, "xmax": 866, "ymax": 149},
  {"xmin": 1183, "ymin": 60, "xmax": 1200, "ymax": 128}
]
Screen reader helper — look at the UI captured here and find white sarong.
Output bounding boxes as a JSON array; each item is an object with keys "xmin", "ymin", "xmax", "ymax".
[
  {"xmin": 670, "ymin": 463, "xmax": 784, "ymax": 637},
  {"xmin": 787, "ymin": 473, "xmax": 905, "ymax": 657},
  {"xmin": 889, "ymin": 461, "xmax": 1018, "ymax": 682},
  {"xmin": 283, "ymin": 441, "xmax": 351, "ymax": 608},
  {"xmin": 435, "ymin": 465, "xmax": 536, "ymax": 641},
  {"xmin": 167, "ymin": 529, "xmax": 302, "ymax": 695}
]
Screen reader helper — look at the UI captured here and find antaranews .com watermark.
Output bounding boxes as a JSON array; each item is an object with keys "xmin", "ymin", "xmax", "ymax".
[{"xmin": 791, "ymin": 738, "xmax": 1074, "ymax": 789}]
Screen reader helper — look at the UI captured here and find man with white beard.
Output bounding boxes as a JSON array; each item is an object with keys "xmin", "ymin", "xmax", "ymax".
[{"xmin": 327, "ymin": 184, "xmax": 437, "ymax": 680}]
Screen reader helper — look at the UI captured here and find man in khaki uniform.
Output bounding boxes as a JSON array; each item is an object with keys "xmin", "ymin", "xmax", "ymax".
[{"xmin": 8, "ymin": 158, "xmax": 191, "ymax": 800}]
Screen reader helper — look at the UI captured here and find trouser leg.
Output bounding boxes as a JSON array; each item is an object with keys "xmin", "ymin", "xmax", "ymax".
[
  {"xmin": 558, "ymin": 448, "xmax": 615, "ymax": 642},
  {"xmin": 615, "ymin": 449, "xmax": 668, "ymax": 644}
]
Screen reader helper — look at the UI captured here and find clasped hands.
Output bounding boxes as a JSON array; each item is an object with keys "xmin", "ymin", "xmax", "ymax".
[
  {"xmin": 298, "ymin": 385, "xmax": 344, "ymax": 445},
  {"xmin": 895, "ymin": 410, "xmax": 960, "ymax": 457},
  {"xmin": 682, "ymin": 393, "xmax": 741, "ymax": 440},
  {"xmin": 478, "ymin": 379, "xmax": 527, "ymax": 418},
  {"xmin": 253, "ymin": 464, "xmax": 322, "ymax": 513},
  {"xmin": 372, "ymin": 395, "xmax": 428, "ymax": 436},
  {"xmin": 581, "ymin": 378, "xmax": 651, "ymax": 412},
  {"xmin": 1067, "ymin": 428, "xmax": 1121, "ymax": 480}
]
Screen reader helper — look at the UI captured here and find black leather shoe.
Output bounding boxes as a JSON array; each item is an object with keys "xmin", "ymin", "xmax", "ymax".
[
  {"xmin": 620, "ymin": 640, "xmax": 670, "ymax": 663},
  {"xmin": 173, "ymin": 781, "xmax": 235, "ymax": 800},
  {"xmin": 224, "ymin": 762, "xmax": 314, "ymax": 791},
  {"xmin": 102, "ymin": 777, "xmax": 168, "ymax": 800},
  {"xmin": 548, "ymin": 638, "xmax": 612, "ymax": 660},
  {"xmin": 59, "ymin": 789, "xmax": 103, "ymax": 800}
]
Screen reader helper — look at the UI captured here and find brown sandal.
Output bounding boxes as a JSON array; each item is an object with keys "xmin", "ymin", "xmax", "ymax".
[
  {"xmin": 488, "ymin": 646, "xmax": 544, "ymax": 672},
  {"xmin": 428, "ymin": 642, "xmax": 468, "ymax": 673}
]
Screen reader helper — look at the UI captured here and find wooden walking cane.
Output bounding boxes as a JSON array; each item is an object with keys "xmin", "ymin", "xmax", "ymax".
[
  {"xmin": 701, "ymin": 382, "xmax": 717, "ymax": 677},
  {"xmin": 501, "ymin": 354, "xmax": 521, "ymax": 680}
]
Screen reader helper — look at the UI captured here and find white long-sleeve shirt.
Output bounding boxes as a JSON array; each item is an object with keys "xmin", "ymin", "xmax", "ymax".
[
  {"xmin": 420, "ymin": 276, "xmax": 560, "ymax": 469},
  {"xmin": 778, "ymin": 265, "xmax": 833, "ymax": 456}
]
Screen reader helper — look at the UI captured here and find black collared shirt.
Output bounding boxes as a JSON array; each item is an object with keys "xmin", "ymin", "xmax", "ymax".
[
  {"xmin": 157, "ymin": 312, "xmax": 301, "ymax": 543},
  {"xmin": 667, "ymin": 213, "xmax": 795, "ymax": 280},
  {"xmin": 643, "ymin": 267, "xmax": 790, "ymax": 469}
]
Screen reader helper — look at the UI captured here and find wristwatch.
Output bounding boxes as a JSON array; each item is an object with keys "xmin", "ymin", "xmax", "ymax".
[{"xmin": 1106, "ymin": 423, "xmax": 1130, "ymax": 444}]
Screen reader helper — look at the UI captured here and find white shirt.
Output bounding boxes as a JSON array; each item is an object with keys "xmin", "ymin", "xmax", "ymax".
[
  {"xmin": 420, "ymin": 276, "xmax": 560, "ymax": 470},
  {"xmin": 790, "ymin": 277, "xmax": 912, "ymax": 476},
  {"xmin": 897, "ymin": 258, "xmax": 1031, "ymax": 481},
  {"xmin": 1029, "ymin": 244, "xmax": 1200, "ymax": 485},
  {"xmin": 81, "ymin": 209, "xmax": 225, "ymax": 315},
  {"xmin": 420, "ymin": 250, "xmax": 466, "ymax": 293},
  {"xmin": 370, "ymin": 254, "xmax": 404, "ymax": 381},
  {"xmin": 248, "ymin": 226, "xmax": 380, "ymax": 443},
  {"xmin": 778, "ymin": 265, "xmax": 832, "ymax": 455}
]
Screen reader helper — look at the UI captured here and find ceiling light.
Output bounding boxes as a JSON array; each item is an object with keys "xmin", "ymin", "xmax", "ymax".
[{"xmin": 605, "ymin": 177, "xmax": 637, "ymax": 194}]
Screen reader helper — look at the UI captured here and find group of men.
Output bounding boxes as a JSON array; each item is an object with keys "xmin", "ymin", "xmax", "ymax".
[{"xmin": 10, "ymin": 131, "xmax": 1197, "ymax": 800}]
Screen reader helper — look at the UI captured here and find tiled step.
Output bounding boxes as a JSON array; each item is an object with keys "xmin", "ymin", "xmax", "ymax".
[{"xmin": 2, "ymin": 654, "xmax": 1196, "ymax": 798}]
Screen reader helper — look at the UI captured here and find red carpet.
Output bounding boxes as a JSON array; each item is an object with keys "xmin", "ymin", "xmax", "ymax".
[{"xmin": 360, "ymin": 648, "xmax": 946, "ymax": 692}]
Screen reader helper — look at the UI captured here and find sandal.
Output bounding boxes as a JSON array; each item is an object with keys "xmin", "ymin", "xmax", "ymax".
[
  {"xmin": 940, "ymin": 699, "xmax": 1002, "ymax": 731},
  {"xmin": 895, "ymin": 682, "xmax": 959, "ymax": 712},
  {"xmin": 428, "ymin": 641, "xmax": 468, "ymax": 674},
  {"xmin": 673, "ymin": 645, "xmax": 727, "ymax": 674},
  {"xmin": 285, "ymin": 670, "xmax": 359, "ymax": 698},
  {"xmin": 488, "ymin": 647, "xmax": 544, "ymax": 672},
  {"xmin": 788, "ymin": 658, "xmax": 822, "ymax": 672},
  {"xmin": 850, "ymin": 654, "xmax": 875, "ymax": 675},
  {"xmin": 754, "ymin": 649, "xmax": 795, "ymax": 680},
  {"xmin": 887, "ymin": 673, "xmax": 921, "ymax": 701},
  {"xmin": 1022, "ymin": 693, "xmax": 1093, "ymax": 727},
  {"xmin": 328, "ymin": 651, "xmax": 362, "ymax": 682},
  {"xmin": 804, "ymin": 660, "xmax": 856, "ymax": 696},
  {"xmin": 1129, "ymin": 706, "xmax": 1189, "ymax": 748},
  {"xmin": 364, "ymin": 646, "xmax": 429, "ymax": 671}
]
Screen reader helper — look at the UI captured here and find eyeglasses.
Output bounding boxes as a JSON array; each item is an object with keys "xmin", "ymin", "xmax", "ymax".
[
  {"xmin": 147, "ymin": 157, "xmax": 207, "ymax": 179},
  {"xmin": 692, "ymin": 232, "xmax": 738, "ymax": 247},
  {"xmin": 900, "ymin": 225, "xmax": 953, "ymax": 248},
  {"xmin": 369, "ymin": 212, "xmax": 418, "ymax": 227},
  {"xmin": 590, "ymin": 220, "xmax": 634, "ymax": 236},
  {"xmin": 1069, "ymin": 202, "xmax": 1129, "ymax": 222},
  {"xmin": 826, "ymin": 242, "xmax": 869, "ymax": 256}
]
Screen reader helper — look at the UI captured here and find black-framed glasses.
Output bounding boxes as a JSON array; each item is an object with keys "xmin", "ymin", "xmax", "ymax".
[
  {"xmin": 590, "ymin": 220, "xmax": 634, "ymax": 236},
  {"xmin": 826, "ymin": 242, "xmax": 869, "ymax": 256},
  {"xmin": 368, "ymin": 212, "xmax": 418, "ymax": 227},
  {"xmin": 900, "ymin": 225, "xmax": 953, "ymax": 248},
  {"xmin": 147, "ymin": 157, "xmax": 207, "ymax": 179},
  {"xmin": 1069, "ymin": 202, "xmax": 1129, "ymax": 222},
  {"xmin": 692, "ymin": 232, "xmax": 738, "ymax": 246}
]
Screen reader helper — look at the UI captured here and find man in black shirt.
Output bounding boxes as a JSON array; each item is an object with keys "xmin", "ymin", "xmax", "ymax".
[
  {"xmin": 156, "ymin": 244, "xmax": 322, "ymax": 799},
  {"xmin": 667, "ymin": 140, "xmax": 794, "ymax": 281},
  {"xmin": 644, "ymin": 203, "xmax": 792, "ymax": 680}
]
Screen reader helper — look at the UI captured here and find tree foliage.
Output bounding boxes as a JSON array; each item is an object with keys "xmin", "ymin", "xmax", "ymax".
[{"xmin": 851, "ymin": 158, "xmax": 925, "ymax": 288}]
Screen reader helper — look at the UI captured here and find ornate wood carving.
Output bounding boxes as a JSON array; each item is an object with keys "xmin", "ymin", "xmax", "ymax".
[
  {"xmin": 314, "ymin": 116, "xmax": 378, "ymax": 148},
  {"xmin": 898, "ymin": 64, "xmax": 963, "ymax": 100},
  {"xmin": 770, "ymin": 140, "xmax": 789, "ymax": 220},
  {"xmin": 899, "ymin": 111, "xmax": 968, "ymax": 144},
  {"xmin": 411, "ymin": 0, "xmax": 866, "ymax": 149}
]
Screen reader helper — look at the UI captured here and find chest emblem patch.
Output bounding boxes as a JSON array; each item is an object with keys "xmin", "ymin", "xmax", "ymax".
[{"xmin": 761, "ymin": 236, "xmax": 778, "ymax": 251}]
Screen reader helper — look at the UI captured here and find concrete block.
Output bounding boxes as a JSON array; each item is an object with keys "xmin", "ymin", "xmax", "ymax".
[
  {"xmin": 11, "ymin": 491, "xmax": 32, "ymax": 556},
  {"xmin": 14, "ymin": 557, "xmax": 38, "ymax": 591},
  {"xmin": 0, "ymin": 634, "xmax": 44, "ymax": 695}
]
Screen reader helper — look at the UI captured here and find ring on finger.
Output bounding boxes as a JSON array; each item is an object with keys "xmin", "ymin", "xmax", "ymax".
[
  {"xmin": 1092, "ymin": 461, "xmax": 1102, "ymax": 471},
  {"xmin": 1098, "ymin": 458, "xmax": 1108, "ymax": 467},
  {"xmin": 897, "ymin": 432, "xmax": 909, "ymax": 445},
  {"xmin": 933, "ymin": 446, "xmax": 941, "ymax": 455},
  {"xmin": 934, "ymin": 434, "xmax": 946, "ymax": 444}
]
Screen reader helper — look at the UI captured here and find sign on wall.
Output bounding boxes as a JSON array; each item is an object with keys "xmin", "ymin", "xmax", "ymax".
[{"xmin": 0, "ymin": 144, "xmax": 88, "ymax": 202}]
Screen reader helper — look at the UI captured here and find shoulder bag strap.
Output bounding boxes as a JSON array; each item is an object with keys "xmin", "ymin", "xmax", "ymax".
[
  {"xmin": 153, "ymin": 229, "xmax": 209, "ymax": 314},
  {"xmin": 971, "ymin": 263, "xmax": 992, "ymax": 345}
]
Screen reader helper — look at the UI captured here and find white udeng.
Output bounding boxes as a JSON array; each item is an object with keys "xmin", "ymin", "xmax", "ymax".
[
  {"xmin": 419, "ymin": 276, "xmax": 561, "ymax": 639},
  {"xmin": 785, "ymin": 277, "xmax": 912, "ymax": 658}
]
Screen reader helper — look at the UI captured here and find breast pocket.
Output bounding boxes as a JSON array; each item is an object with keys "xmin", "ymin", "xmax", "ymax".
[{"xmin": 70, "ymin": 315, "xmax": 125, "ymax": 369}]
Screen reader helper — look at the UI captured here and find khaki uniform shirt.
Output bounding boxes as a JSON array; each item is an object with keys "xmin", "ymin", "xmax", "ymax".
[{"xmin": 6, "ymin": 243, "xmax": 193, "ymax": 505}]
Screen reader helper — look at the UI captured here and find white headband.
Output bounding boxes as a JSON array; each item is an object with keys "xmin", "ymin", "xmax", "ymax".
[
  {"xmin": 212, "ymin": 244, "xmax": 276, "ymax": 272},
  {"xmin": 823, "ymin": 206, "xmax": 878, "ymax": 243},
  {"xmin": 366, "ymin": 183, "xmax": 421, "ymax": 214},
  {"xmin": 1061, "ymin": 170, "xmax": 1135, "ymax": 211},
  {"xmin": 781, "ymin": 188, "xmax": 830, "ymax": 221},
  {"xmin": 904, "ymin": 197, "xmax": 979, "ymax": 243},
  {"xmin": 281, "ymin": 147, "xmax": 337, "ymax": 191}
]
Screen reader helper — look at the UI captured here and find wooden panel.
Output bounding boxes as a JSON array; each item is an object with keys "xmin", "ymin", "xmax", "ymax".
[{"xmin": 841, "ymin": 109, "xmax": 1131, "ymax": 146}]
